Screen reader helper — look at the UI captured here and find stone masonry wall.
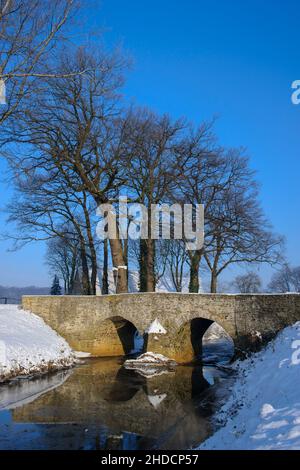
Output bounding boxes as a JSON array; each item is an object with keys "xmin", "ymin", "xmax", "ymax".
[{"xmin": 22, "ymin": 293, "xmax": 300, "ymax": 361}]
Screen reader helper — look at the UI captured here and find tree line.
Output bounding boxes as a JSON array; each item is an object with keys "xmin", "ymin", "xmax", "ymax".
[
  {"xmin": 0, "ymin": 1, "xmax": 283, "ymax": 294},
  {"xmin": 232, "ymin": 265, "xmax": 300, "ymax": 294}
]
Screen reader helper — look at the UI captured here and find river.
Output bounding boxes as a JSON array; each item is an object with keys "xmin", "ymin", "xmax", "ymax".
[{"xmin": 0, "ymin": 341, "xmax": 234, "ymax": 450}]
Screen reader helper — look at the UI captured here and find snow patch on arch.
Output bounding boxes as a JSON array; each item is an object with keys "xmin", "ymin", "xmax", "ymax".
[{"xmin": 145, "ymin": 319, "xmax": 167, "ymax": 335}]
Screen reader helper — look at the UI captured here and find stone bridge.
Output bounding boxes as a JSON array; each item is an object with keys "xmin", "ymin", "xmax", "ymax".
[{"xmin": 22, "ymin": 293, "xmax": 300, "ymax": 362}]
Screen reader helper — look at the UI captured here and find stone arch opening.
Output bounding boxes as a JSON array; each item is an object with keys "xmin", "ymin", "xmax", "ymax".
[
  {"xmin": 101, "ymin": 316, "xmax": 143, "ymax": 357},
  {"xmin": 173, "ymin": 318, "xmax": 234, "ymax": 364},
  {"xmin": 202, "ymin": 321, "xmax": 234, "ymax": 363}
]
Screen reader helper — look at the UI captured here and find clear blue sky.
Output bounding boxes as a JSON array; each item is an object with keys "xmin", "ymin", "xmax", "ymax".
[{"xmin": 0, "ymin": 0, "xmax": 300, "ymax": 286}]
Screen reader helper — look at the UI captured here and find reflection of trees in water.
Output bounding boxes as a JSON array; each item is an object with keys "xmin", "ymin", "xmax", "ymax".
[
  {"xmin": 8, "ymin": 359, "xmax": 227, "ymax": 450},
  {"xmin": 101, "ymin": 363, "xmax": 213, "ymax": 450}
]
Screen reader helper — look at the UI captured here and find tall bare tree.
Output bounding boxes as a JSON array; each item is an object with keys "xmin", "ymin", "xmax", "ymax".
[
  {"xmin": 174, "ymin": 122, "xmax": 222, "ymax": 292},
  {"xmin": 122, "ymin": 108, "xmax": 187, "ymax": 291},
  {"xmin": 203, "ymin": 149, "xmax": 283, "ymax": 292},
  {"xmin": 0, "ymin": 0, "xmax": 79, "ymax": 127},
  {"xmin": 5, "ymin": 47, "xmax": 130, "ymax": 292}
]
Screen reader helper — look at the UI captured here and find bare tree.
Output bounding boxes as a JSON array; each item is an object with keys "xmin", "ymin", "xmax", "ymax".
[
  {"xmin": 2, "ymin": 26, "xmax": 283, "ymax": 298},
  {"xmin": 5, "ymin": 47, "xmax": 130, "ymax": 292},
  {"xmin": 268, "ymin": 264, "xmax": 300, "ymax": 293},
  {"xmin": 46, "ymin": 235, "xmax": 79, "ymax": 294},
  {"xmin": 202, "ymin": 148, "xmax": 283, "ymax": 293},
  {"xmin": 0, "ymin": 0, "xmax": 80, "ymax": 127},
  {"xmin": 122, "ymin": 108, "xmax": 187, "ymax": 291},
  {"xmin": 5, "ymin": 161, "xmax": 100, "ymax": 294},
  {"xmin": 234, "ymin": 271, "xmax": 262, "ymax": 293},
  {"xmin": 174, "ymin": 122, "xmax": 223, "ymax": 292},
  {"xmin": 164, "ymin": 239, "xmax": 189, "ymax": 292}
]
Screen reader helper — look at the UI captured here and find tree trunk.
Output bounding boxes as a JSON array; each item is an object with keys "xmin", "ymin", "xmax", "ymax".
[
  {"xmin": 102, "ymin": 239, "xmax": 109, "ymax": 295},
  {"xmin": 96, "ymin": 197, "xmax": 128, "ymax": 294},
  {"xmin": 84, "ymin": 201, "xmax": 97, "ymax": 295},
  {"xmin": 146, "ymin": 238, "xmax": 156, "ymax": 292},
  {"xmin": 79, "ymin": 237, "xmax": 91, "ymax": 295},
  {"xmin": 123, "ymin": 238, "xmax": 129, "ymax": 283},
  {"xmin": 139, "ymin": 238, "xmax": 147, "ymax": 292},
  {"xmin": 139, "ymin": 238, "xmax": 156, "ymax": 292},
  {"xmin": 90, "ymin": 252, "xmax": 97, "ymax": 295},
  {"xmin": 189, "ymin": 251, "xmax": 202, "ymax": 293},
  {"xmin": 210, "ymin": 270, "xmax": 218, "ymax": 293},
  {"xmin": 69, "ymin": 248, "xmax": 77, "ymax": 294},
  {"xmin": 109, "ymin": 238, "xmax": 128, "ymax": 293}
]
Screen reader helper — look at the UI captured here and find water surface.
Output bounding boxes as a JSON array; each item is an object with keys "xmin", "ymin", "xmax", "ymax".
[{"xmin": 0, "ymin": 341, "xmax": 233, "ymax": 450}]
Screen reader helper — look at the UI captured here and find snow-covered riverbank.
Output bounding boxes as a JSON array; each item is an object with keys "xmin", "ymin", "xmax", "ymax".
[
  {"xmin": 0, "ymin": 305, "xmax": 75, "ymax": 383},
  {"xmin": 200, "ymin": 322, "xmax": 300, "ymax": 450}
]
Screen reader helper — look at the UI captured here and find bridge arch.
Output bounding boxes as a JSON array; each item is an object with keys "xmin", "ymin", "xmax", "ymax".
[
  {"xmin": 99, "ymin": 316, "xmax": 143, "ymax": 357},
  {"xmin": 172, "ymin": 317, "xmax": 215, "ymax": 363},
  {"xmin": 154, "ymin": 317, "xmax": 234, "ymax": 363}
]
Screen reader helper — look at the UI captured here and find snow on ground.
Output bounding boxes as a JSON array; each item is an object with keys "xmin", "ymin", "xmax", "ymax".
[
  {"xmin": 200, "ymin": 322, "xmax": 300, "ymax": 450},
  {"xmin": 97, "ymin": 268, "xmax": 202, "ymax": 294},
  {"xmin": 0, "ymin": 305, "xmax": 75, "ymax": 383}
]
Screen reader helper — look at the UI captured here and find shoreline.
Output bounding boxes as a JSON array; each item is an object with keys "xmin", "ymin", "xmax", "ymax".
[
  {"xmin": 0, "ymin": 305, "xmax": 76, "ymax": 384},
  {"xmin": 198, "ymin": 322, "xmax": 300, "ymax": 450}
]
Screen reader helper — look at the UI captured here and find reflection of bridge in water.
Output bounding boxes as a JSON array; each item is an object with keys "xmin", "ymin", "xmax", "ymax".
[
  {"xmin": 9, "ymin": 358, "xmax": 230, "ymax": 449},
  {"xmin": 23, "ymin": 293, "xmax": 300, "ymax": 362}
]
